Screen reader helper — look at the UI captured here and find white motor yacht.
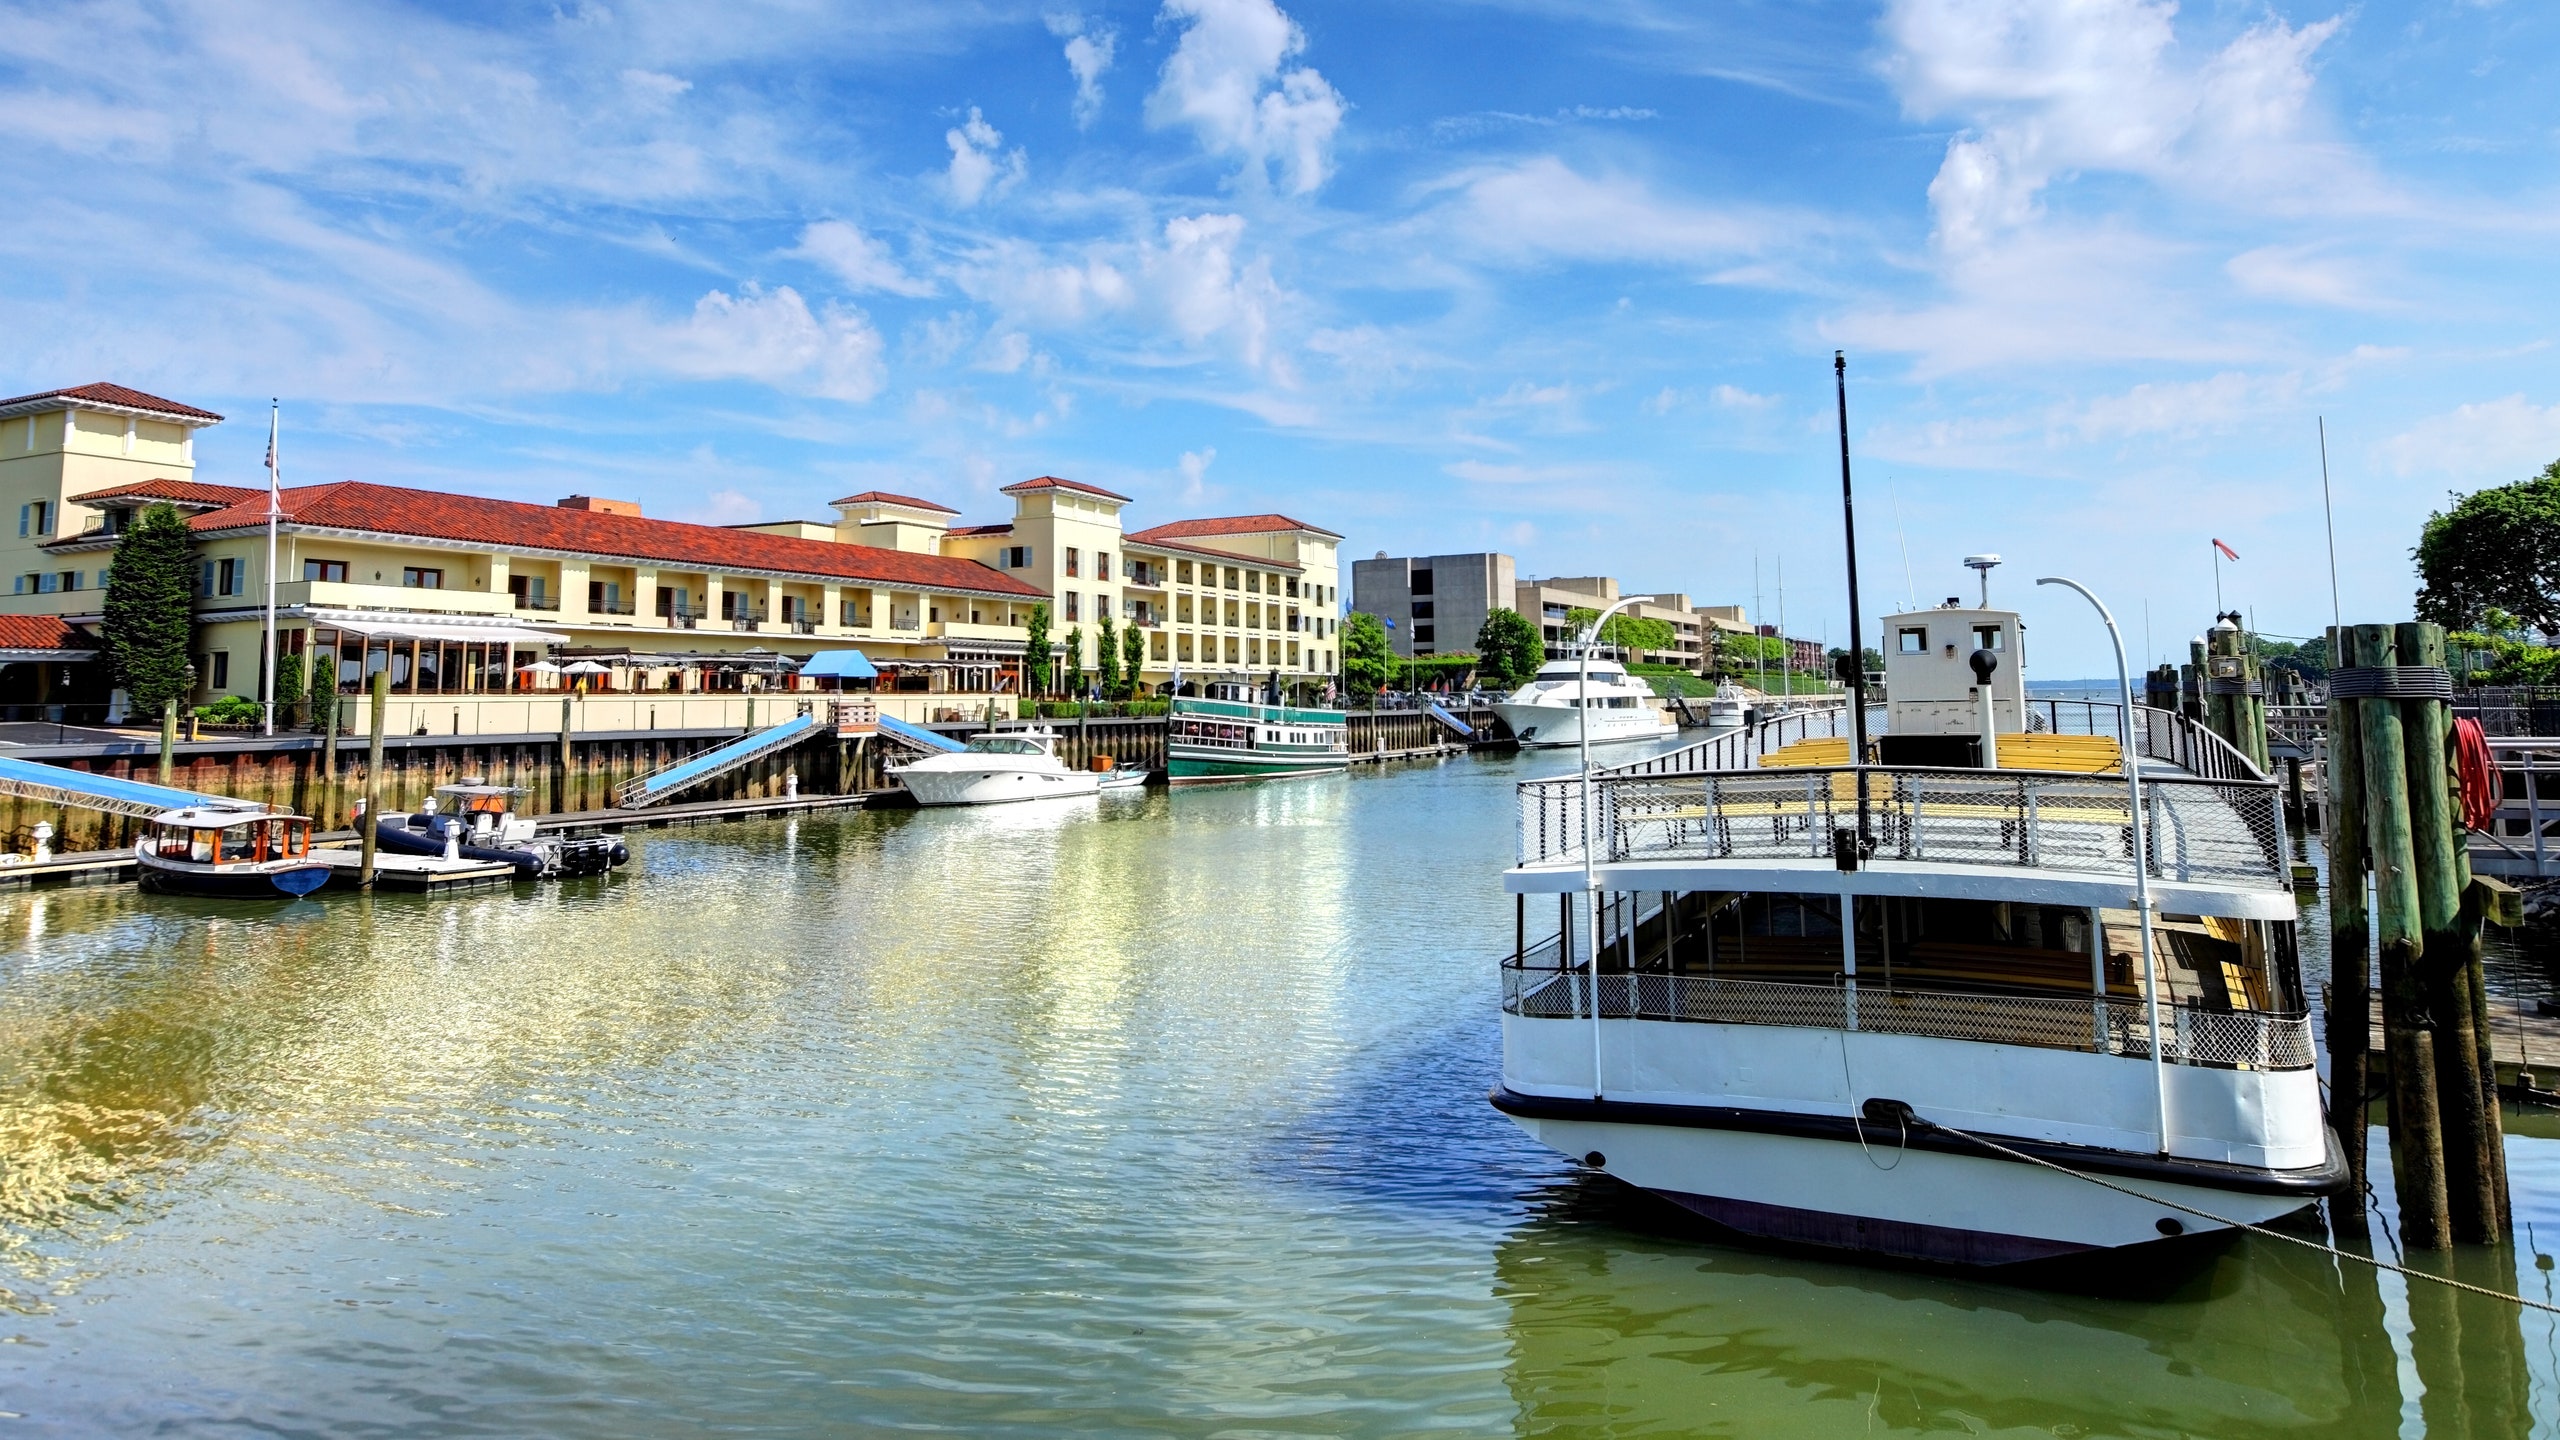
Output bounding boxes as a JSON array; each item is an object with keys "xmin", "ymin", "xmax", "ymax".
[
  {"xmin": 1493, "ymin": 656, "xmax": 1678, "ymax": 748},
  {"xmin": 893, "ymin": 728, "xmax": 1103, "ymax": 807},
  {"xmin": 1491, "ymin": 595, "xmax": 2335, "ymax": 1268},
  {"xmin": 1706, "ymin": 678, "xmax": 1749, "ymax": 729}
]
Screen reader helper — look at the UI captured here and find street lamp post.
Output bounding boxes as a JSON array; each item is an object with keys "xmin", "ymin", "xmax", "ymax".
[
  {"xmin": 1578, "ymin": 593, "xmax": 1657, "ymax": 1100},
  {"xmin": 2036, "ymin": 574, "xmax": 2169, "ymax": 1155}
]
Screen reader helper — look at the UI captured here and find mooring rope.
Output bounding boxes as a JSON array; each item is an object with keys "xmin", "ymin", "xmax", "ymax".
[{"xmin": 1882, "ymin": 1105, "xmax": 2560, "ymax": 1314}]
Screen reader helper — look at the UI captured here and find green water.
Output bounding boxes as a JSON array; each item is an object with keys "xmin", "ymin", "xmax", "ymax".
[{"xmin": 3, "ymin": 749, "xmax": 2557, "ymax": 1436}]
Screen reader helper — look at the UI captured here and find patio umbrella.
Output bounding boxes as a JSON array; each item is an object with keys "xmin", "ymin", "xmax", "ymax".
[
  {"xmin": 561, "ymin": 660, "xmax": 612, "ymax": 675},
  {"xmin": 516, "ymin": 660, "xmax": 563, "ymax": 674}
]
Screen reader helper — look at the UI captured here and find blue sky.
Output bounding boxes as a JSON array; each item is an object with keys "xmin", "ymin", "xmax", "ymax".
[{"xmin": 3, "ymin": 0, "xmax": 2556, "ymax": 673}]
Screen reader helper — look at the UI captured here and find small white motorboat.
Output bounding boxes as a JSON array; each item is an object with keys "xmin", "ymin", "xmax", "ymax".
[
  {"xmin": 1706, "ymin": 678, "xmax": 1749, "ymax": 729},
  {"xmin": 1097, "ymin": 766, "xmax": 1151, "ymax": 792},
  {"xmin": 1492, "ymin": 655, "xmax": 1678, "ymax": 749},
  {"xmin": 893, "ymin": 728, "xmax": 1103, "ymax": 806}
]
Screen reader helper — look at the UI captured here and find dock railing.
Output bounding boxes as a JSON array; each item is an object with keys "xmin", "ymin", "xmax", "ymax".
[{"xmin": 1500, "ymin": 957, "xmax": 2313, "ymax": 1071}]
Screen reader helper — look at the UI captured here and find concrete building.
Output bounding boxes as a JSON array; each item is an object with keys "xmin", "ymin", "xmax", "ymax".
[
  {"xmin": 0, "ymin": 384, "xmax": 1345, "ymax": 724},
  {"xmin": 1349, "ymin": 551, "xmax": 1516, "ymax": 659},
  {"xmin": 1515, "ymin": 576, "xmax": 1714, "ymax": 672}
]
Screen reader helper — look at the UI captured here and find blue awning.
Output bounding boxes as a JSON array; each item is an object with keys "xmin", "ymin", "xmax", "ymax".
[{"xmin": 798, "ymin": 650, "xmax": 879, "ymax": 680}]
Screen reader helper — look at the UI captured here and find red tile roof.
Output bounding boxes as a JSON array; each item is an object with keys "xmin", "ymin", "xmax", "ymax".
[
  {"xmin": 1002, "ymin": 475, "xmax": 1133, "ymax": 502},
  {"xmin": 0, "ymin": 616, "xmax": 98, "ymax": 651},
  {"xmin": 1122, "ymin": 532, "xmax": 1301, "ymax": 571},
  {"xmin": 189, "ymin": 482, "xmax": 1046, "ymax": 599},
  {"xmin": 0, "ymin": 383, "xmax": 224, "ymax": 422},
  {"xmin": 947, "ymin": 523, "xmax": 1015, "ymax": 538},
  {"xmin": 1127, "ymin": 513, "xmax": 1343, "ymax": 542},
  {"xmin": 828, "ymin": 490, "xmax": 958, "ymax": 515},
  {"xmin": 69, "ymin": 478, "xmax": 263, "ymax": 508}
]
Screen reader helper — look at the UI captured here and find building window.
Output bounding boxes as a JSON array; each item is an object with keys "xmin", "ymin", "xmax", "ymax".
[
  {"xmin": 1064, "ymin": 592, "xmax": 1080, "ymax": 622},
  {"xmin": 18, "ymin": 501, "xmax": 51, "ymax": 538},
  {"xmin": 58, "ymin": 571, "xmax": 80, "ymax": 592},
  {"xmin": 1899, "ymin": 627, "xmax": 1927, "ymax": 654},
  {"xmin": 1177, "ymin": 560, "xmax": 1193, "ymax": 584},
  {"xmin": 1225, "ymin": 567, "xmax": 1240, "ymax": 590},
  {"xmin": 200, "ymin": 558, "xmax": 243, "ymax": 597},
  {"xmin": 1285, "ymin": 578, "xmax": 1299, "ymax": 598},
  {"xmin": 36, "ymin": 572, "xmax": 59, "ymax": 594},
  {"xmin": 1411, "ymin": 601, "xmax": 1434, "ymax": 619},
  {"xmin": 208, "ymin": 651, "xmax": 229, "ymax": 689},
  {"xmin": 1246, "ymin": 571, "xmax": 1260, "ymax": 594},
  {"xmin": 1002, "ymin": 545, "xmax": 1031, "ymax": 568},
  {"xmin": 1414, "ymin": 625, "xmax": 1435, "ymax": 643},
  {"xmin": 403, "ymin": 566, "xmax": 443, "ymax": 589},
  {"xmin": 1097, "ymin": 552, "xmax": 1112, "ymax": 582},
  {"xmin": 305, "ymin": 559, "xmax": 349, "ymax": 583},
  {"xmin": 1065, "ymin": 547, "xmax": 1080, "ymax": 577},
  {"xmin": 1411, "ymin": 569, "xmax": 1433, "ymax": 595}
]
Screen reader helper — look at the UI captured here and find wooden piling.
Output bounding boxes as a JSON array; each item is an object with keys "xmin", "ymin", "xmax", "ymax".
[
  {"xmin": 2354, "ymin": 622, "xmax": 2450, "ymax": 1250},
  {"xmin": 158, "ymin": 707, "xmax": 177, "ymax": 788},
  {"xmin": 2323, "ymin": 624, "xmax": 2372, "ymax": 1233},
  {"xmin": 359, "ymin": 669, "xmax": 387, "ymax": 887},
  {"xmin": 2396, "ymin": 623, "xmax": 2499, "ymax": 1244}
]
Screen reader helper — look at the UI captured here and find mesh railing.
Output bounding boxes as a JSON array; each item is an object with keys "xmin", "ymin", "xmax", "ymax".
[
  {"xmin": 1500, "ymin": 965, "xmax": 2314, "ymax": 1070},
  {"xmin": 1519, "ymin": 763, "xmax": 2284, "ymax": 887}
]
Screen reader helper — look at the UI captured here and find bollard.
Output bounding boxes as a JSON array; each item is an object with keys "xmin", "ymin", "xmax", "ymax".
[
  {"xmin": 32, "ymin": 821, "xmax": 52, "ymax": 864},
  {"xmin": 2323, "ymin": 625, "xmax": 2372, "ymax": 1233},
  {"xmin": 159, "ymin": 706, "xmax": 177, "ymax": 788}
]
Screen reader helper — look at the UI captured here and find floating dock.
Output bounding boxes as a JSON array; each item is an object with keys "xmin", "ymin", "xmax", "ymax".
[{"xmin": 309, "ymin": 847, "xmax": 519, "ymax": 892}]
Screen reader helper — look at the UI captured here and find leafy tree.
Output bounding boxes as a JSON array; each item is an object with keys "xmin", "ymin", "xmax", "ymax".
[
  {"xmin": 1022, "ymin": 602, "xmax": 1052, "ymax": 696},
  {"xmin": 2450, "ymin": 610, "xmax": 2559, "ymax": 685},
  {"xmin": 1827, "ymin": 646, "xmax": 1885, "ymax": 684},
  {"xmin": 1096, "ymin": 612, "xmax": 1121, "ymax": 699},
  {"xmin": 1120, "ymin": 621, "xmax": 1146, "ymax": 698},
  {"xmin": 1565, "ymin": 606, "xmax": 1678, "ymax": 656},
  {"xmin": 1341, "ymin": 611, "xmax": 1389, "ymax": 693},
  {"xmin": 101, "ymin": 501, "xmax": 196, "ymax": 720},
  {"xmin": 2416, "ymin": 458, "xmax": 2560, "ymax": 634},
  {"xmin": 1063, "ymin": 625, "xmax": 1086, "ymax": 697},
  {"xmin": 1474, "ymin": 607, "xmax": 1543, "ymax": 688},
  {"xmin": 2257, "ymin": 633, "xmax": 2330, "ymax": 681}
]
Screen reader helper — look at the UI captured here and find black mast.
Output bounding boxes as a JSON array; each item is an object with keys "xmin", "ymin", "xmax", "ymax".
[{"xmin": 1834, "ymin": 351, "xmax": 1871, "ymax": 856}]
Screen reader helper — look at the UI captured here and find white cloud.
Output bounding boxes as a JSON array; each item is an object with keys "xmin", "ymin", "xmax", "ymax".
[
  {"xmin": 1712, "ymin": 384, "xmax": 1777, "ymax": 410},
  {"xmin": 2070, "ymin": 370, "xmax": 2303, "ymax": 440},
  {"xmin": 2225, "ymin": 244, "xmax": 2383, "ymax": 309},
  {"xmin": 663, "ymin": 284, "xmax": 886, "ymax": 402},
  {"xmin": 1148, "ymin": 213, "xmax": 1276, "ymax": 367},
  {"xmin": 1148, "ymin": 0, "xmax": 1346, "ymax": 195},
  {"xmin": 1445, "ymin": 459, "xmax": 1612, "ymax": 485},
  {"xmin": 975, "ymin": 331, "xmax": 1034, "ymax": 372},
  {"xmin": 1046, "ymin": 13, "xmax": 1119, "ymax": 127},
  {"xmin": 1434, "ymin": 157, "xmax": 1782, "ymax": 268},
  {"xmin": 1178, "ymin": 446, "xmax": 1216, "ymax": 500},
  {"xmin": 948, "ymin": 213, "xmax": 1288, "ymax": 375},
  {"xmin": 945, "ymin": 106, "xmax": 1025, "ymax": 207},
  {"xmin": 2383, "ymin": 396, "xmax": 2560, "ymax": 479},
  {"xmin": 790, "ymin": 220, "xmax": 936, "ymax": 298},
  {"xmin": 1883, "ymin": 0, "xmax": 2356, "ymax": 255}
]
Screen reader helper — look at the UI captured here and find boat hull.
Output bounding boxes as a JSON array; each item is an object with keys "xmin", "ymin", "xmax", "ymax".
[
  {"xmin": 1494, "ymin": 1089, "xmax": 2338, "ymax": 1265},
  {"xmin": 1165, "ymin": 745, "xmax": 1347, "ymax": 784},
  {"xmin": 898, "ymin": 764, "xmax": 1102, "ymax": 806},
  {"xmin": 137, "ymin": 854, "xmax": 332, "ymax": 899},
  {"xmin": 376, "ymin": 820, "xmax": 550, "ymax": 876},
  {"xmin": 1492, "ymin": 702, "xmax": 1677, "ymax": 749}
]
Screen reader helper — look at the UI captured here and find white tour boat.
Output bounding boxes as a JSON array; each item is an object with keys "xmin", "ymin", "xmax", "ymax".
[
  {"xmin": 1491, "ymin": 595, "xmax": 2335, "ymax": 1268},
  {"xmin": 1493, "ymin": 655, "xmax": 1678, "ymax": 749},
  {"xmin": 893, "ymin": 727, "xmax": 1107, "ymax": 806}
]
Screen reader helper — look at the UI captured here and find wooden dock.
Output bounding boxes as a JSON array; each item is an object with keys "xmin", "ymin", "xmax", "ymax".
[
  {"xmin": 308, "ymin": 848, "xmax": 519, "ymax": 892},
  {"xmin": 2366, "ymin": 996, "xmax": 2560, "ymax": 1098},
  {"xmin": 0, "ymin": 847, "xmax": 136, "ymax": 889}
]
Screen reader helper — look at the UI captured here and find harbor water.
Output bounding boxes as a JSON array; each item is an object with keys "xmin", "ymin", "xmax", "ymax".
[{"xmin": 5, "ymin": 746, "xmax": 2560, "ymax": 1435}]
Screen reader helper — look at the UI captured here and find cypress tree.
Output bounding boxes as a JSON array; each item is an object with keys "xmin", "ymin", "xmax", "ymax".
[
  {"xmin": 1120, "ymin": 622, "xmax": 1145, "ymax": 699},
  {"xmin": 1097, "ymin": 613, "xmax": 1120, "ymax": 699},
  {"xmin": 101, "ymin": 502, "xmax": 196, "ymax": 720},
  {"xmin": 1022, "ymin": 602, "xmax": 1052, "ymax": 697}
]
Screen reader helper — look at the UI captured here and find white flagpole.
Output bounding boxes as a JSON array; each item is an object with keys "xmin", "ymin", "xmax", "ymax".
[{"xmin": 262, "ymin": 400, "xmax": 280, "ymax": 737}]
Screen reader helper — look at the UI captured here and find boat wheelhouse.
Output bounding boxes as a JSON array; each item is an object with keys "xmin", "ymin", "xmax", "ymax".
[
  {"xmin": 136, "ymin": 806, "xmax": 331, "ymax": 898},
  {"xmin": 1492, "ymin": 597, "xmax": 2334, "ymax": 1267},
  {"xmin": 1167, "ymin": 687, "xmax": 1347, "ymax": 784}
]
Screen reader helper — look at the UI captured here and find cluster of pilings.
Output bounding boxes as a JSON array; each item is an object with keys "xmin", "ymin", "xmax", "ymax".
[{"xmin": 2324, "ymin": 621, "xmax": 2508, "ymax": 1248}]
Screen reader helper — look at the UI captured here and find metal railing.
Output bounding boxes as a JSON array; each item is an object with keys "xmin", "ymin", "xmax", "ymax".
[
  {"xmin": 1500, "ymin": 963, "xmax": 2313, "ymax": 1070},
  {"xmin": 1520, "ymin": 764, "xmax": 2284, "ymax": 888},
  {"xmin": 513, "ymin": 594, "xmax": 561, "ymax": 612}
]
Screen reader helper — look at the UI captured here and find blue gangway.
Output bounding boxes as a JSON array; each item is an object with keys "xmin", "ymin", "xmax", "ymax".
[
  {"xmin": 1426, "ymin": 701, "xmax": 1477, "ymax": 741},
  {"xmin": 0, "ymin": 755, "xmax": 261, "ymax": 819},
  {"xmin": 874, "ymin": 714, "xmax": 967, "ymax": 755},
  {"xmin": 618, "ymin": 713, "xmax": 821, "ymax": 809}
]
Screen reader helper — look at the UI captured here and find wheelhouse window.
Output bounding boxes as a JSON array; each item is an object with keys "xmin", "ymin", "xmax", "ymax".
[
  {"xmin": 1898, "ymin": 627, "xmax": 1928, "ymax": 654},
  {"xmin": 1972, "ymin": 624, "xmax": 2005, "ymax": 651}
]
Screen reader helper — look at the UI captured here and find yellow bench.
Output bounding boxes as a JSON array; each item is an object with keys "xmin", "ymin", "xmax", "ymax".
[{"xmin": 1756, "ymin": 733, "xmax": 2121, "ymax": 775}]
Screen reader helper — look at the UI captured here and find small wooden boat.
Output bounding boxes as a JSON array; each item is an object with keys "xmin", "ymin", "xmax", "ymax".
[{"xmin": 136, "ymin": 807, "xmax": 332, "ymax": 899}]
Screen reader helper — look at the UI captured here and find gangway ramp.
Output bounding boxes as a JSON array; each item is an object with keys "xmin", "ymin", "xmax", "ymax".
[
  {"xmin": 874, "ymin": 713, "xmax": 967, "ymax": 755},
  {"xmin": 1426, "ymin": 701, "xmax": 1478, "ymax": 741},
  {"xmin": 618, "ymin": 713, "xmax": 820, "ymax": 809},
  {"xmin": 0, "ymin": 755, "xmax": 262, "ymax": 818}
]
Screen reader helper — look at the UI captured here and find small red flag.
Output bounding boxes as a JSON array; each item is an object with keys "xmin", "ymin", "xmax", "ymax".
[{"xmin": 2211, "ymin": 538, "xmax": 2239, "ymax": 561}]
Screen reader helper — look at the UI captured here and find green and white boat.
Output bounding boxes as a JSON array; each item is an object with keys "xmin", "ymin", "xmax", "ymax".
[{"xmin": 1167, "ymin": 689, "xmax": 1349, "ymax": 784}]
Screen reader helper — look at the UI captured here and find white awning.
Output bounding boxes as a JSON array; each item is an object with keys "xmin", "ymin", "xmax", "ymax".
[{"xmin": 303, "ymin": 608, "xmax": 566, "ymax": 646}]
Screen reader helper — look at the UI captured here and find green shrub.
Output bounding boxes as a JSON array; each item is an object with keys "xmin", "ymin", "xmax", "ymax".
[{"xmin": 194, "ymin": 695, "xmax": 264, "ymax": 724}]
